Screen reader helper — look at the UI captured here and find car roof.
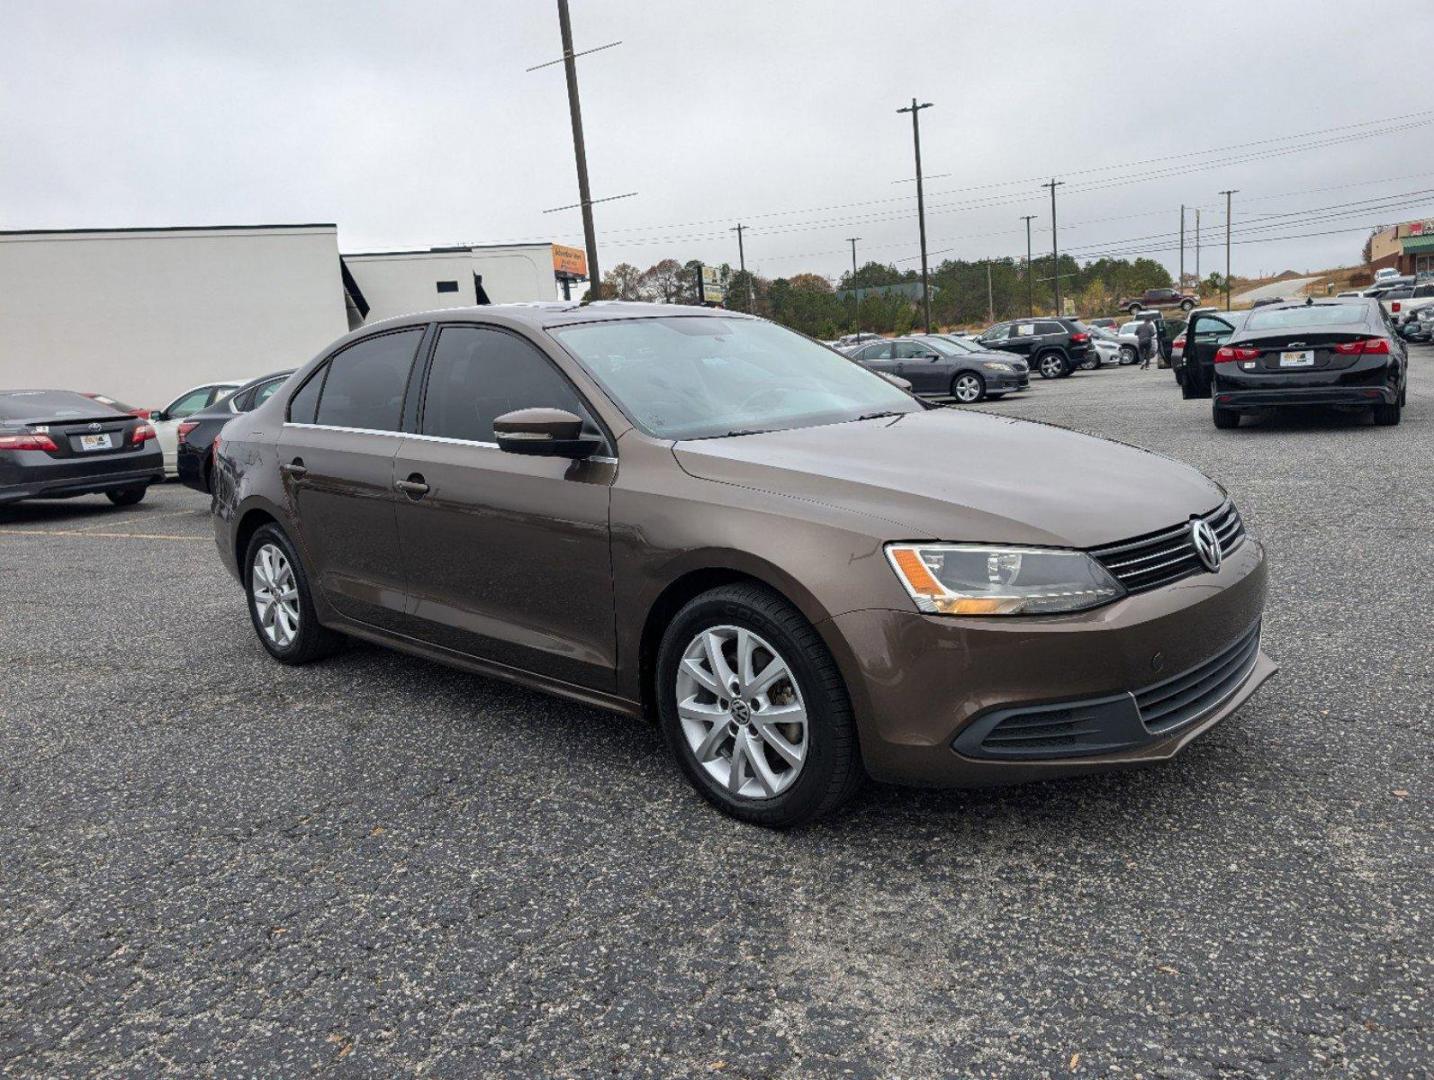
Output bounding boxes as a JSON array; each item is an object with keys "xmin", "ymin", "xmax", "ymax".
[{"xmin": 362, "ymin": 300, "xmax": 753, "ymax": 335}]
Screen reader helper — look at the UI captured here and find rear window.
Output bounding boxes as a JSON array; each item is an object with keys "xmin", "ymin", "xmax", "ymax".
[
  {"xmin": 1244, "ymin": 304, "xmax": 1370, "ymax": 330},
  {"xmin": 0, "ymin": 390, "xmax": 118, "ymax": 421}
]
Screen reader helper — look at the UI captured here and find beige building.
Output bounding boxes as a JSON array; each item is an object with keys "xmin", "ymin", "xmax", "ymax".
[{"xmin": 1368, "ymin": 219, "xmax": 1434, "ymax": 277}]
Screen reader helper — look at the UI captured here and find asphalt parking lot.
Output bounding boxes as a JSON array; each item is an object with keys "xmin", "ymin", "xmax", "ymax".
[{"xmin": 2, "ymin": 352, "xmax": 1430, "ymax": 1078}]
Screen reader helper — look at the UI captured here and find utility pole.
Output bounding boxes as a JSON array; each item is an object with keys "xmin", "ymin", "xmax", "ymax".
[
  {"xmin": 1020, "ymin": 214, "xmax": 1037, "ymax": 316},
  {"xmin": 1042, "ymin": 178, "xmax": 1065, "ymax": 314},
  {"xmin": 731, "ymin": 223, "xmax": 752, "ymax": 312},
  {"xmin": 986, "ymin": 260, "xmax": 995, "ymax": 324},
  {"xmin": 846, "ymin": 236, "xmax": 861, "ymax": 333},
  {"xmin": 1219, "ymin": 189, "xmax": 1238, "ymax": 311},
  {"xmin": 556, "ymin": 0, "xmax": 600, "ymax": 299},
  {"xmin": 1195, "ymin": 208, "xmax": 1201, "ymax": 285},
  {"xmin": 897, "ymin": 98, "xmax": 934, "ymax": 334},
  {"xmin": 1179, "ymin": 204, "xmax": 1186, "ymax": 289}
]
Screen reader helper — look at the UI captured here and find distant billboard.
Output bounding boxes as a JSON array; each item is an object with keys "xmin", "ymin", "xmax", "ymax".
[
  {"xmin": 552, "ymin": 244, "xmax": 588, "ymax": 279},
  {"xmin": 701, "ymin": 264, "xmax": 726, "ymax": 304}
]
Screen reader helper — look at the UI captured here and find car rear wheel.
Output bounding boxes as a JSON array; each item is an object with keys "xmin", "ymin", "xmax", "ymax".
[
  {"xmin": 1036, "ymin": 352, "xmax": 1066, "ymax": 379},
  {"xmin": 244, "ymin": 524, "xmax": 343, "ymax": 665},
  {"xmin": 1180, "ymin": 299, "xmax": 1195, "ymax": 311},
  {"xmin": 952, "ymin": 371, "xmax": 986, "ymax": 403},
  {"xmin": 105, "ymin": 486, "xmax": 147, "ymax": 506},
  {"xmin": 1212, "ymin": 404, "xmax": 1241, "ymax": 429},
  {"xmin": 1127, "ymin": 303, "xmax": 1141, "ymax": 315},
  {"xmin": 656, "ymin": 583, "xmax": 863, "ymax": 828},
  {"xmin": 1372, "ymin": 400, "xmax": 1401, "ymax": 426},
  {"xmin": 1080, "ymin": 353, "xmax": 1099, "ymax": 370}
]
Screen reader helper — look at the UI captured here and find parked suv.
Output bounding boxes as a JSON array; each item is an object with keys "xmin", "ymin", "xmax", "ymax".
[
  {"xmin": 1119, "ymin": 287, "xmax": 1198, "ymax": 315},
  {"xmin": 975, "ymin": 317, "xmax": 1092, "ymax": 379},
  {"xmin": 211, "ymin": 303, "xmax": 1274, "ymax": 826}
]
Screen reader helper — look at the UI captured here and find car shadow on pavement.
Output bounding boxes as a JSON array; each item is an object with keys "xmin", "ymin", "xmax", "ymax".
[{"xmin": 1221, "ymin": 407, "xmax": 1381, "ymax": 432}]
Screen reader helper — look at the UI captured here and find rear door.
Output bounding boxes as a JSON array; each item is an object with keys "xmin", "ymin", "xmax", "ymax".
[
  {"xmin": 854, "ymin": 340, "xmax": 897, "ymax": 376},
  {"xmin": 279, "ymin": 327, "xmax": 425, "ymax": 630},
  {"xmin": 1184, "ymin": 311, "xmax": 1236, "ymax": 393},
  {"xmin": 391, "ymin": 323, "xmax": 618, "ymax": 691}
]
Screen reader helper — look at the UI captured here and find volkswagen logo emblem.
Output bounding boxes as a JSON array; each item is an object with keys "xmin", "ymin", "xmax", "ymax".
[
  {"xmin": 729, "ymin": 699, "xmax": 751, "ymax": 725},
  {"xmin": 1190, "ymin": 518, "xmax": 1222, "ymax": 573}
]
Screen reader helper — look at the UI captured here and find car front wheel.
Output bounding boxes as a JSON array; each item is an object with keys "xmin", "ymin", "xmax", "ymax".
[
  {"xmin": 952, "ymin": 371, "xmax": 986, "ymax": 403},
  {"xmin": 656, "ymin": 583, "xmax": 863, "ymax": 828},
  {"xmin": 244, "ymin": 524, "xmax": 343, "ymax": 664},
  {"xmin": 1119, "ymin": 345, "xmax": 1137, "ymax": 365}
]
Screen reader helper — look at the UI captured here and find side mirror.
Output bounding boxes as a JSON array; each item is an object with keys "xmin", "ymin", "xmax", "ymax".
[
  {"xmin": 494, "ymin": 407, "xmax": 602, "ymax": 458},
  {"xmin": 151, "ymin": 410, "xmax": 168, "ymax": 422}
]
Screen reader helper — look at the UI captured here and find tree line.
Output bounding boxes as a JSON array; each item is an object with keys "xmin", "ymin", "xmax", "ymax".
[{"xmin": 592, "ymin": 253, "xmax": 1196, "ymax": 338}]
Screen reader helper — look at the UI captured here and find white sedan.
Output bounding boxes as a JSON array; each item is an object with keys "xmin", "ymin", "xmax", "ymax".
[{"xmin": 149, "ymin": 381, "xmax": 244, "ymax": 477}]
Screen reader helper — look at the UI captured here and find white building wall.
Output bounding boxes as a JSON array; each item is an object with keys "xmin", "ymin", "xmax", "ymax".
[
  {"xmin": 0, "ymin": 225, "xmax": 351, "ymax": 408},
  {"xmin": 345, "ymin": 243, "xmax": 560, "ymax": 323}
]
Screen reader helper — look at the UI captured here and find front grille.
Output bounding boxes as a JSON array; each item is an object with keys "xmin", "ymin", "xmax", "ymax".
[
  {"xmin": 1134, "ymin": 621, "xmax": 1262, "ymax": 734},
  {"xmin": 1089, "ymin": 499, "xmax": 1246, "ymax": 594}
]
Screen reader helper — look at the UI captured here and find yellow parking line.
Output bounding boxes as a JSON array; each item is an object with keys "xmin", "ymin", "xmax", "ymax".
[
  {"xmin": 0, "ymin": 528, "xmax": 205, "ymax": 541},
  {"xmin": 71, "ymin": 509, "xmax": 203, "ymax": 532}
]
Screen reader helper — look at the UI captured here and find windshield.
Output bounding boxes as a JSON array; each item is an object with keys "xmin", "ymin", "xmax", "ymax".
[
  {"xmin": 1244, "ymin": 303, "xmax": 1369, "ymax": 330},
  {"xmin": 927, "ymin": 335, "xmax": 979, "ymax": 354},
  {"xmin": 551, "ymin": 316, "xmax": 919, "ymax": 440}
]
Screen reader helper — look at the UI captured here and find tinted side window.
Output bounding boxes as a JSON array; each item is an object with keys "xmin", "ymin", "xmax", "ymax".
[
  {"xmin": 894, "ymin": 341, "xmax": 925, "ymax": 359},
  {"xmin": 1034, "ymin": 321, "xmax": 1064, "ymax": 335},
  {"xmin": 288, "ymin": 367, "xmax": 325, "ymax": 424},
  {"xmin": 421, "ymin": 326, "xmax": 592, "ymax": 444},
  {"xmin": 862, "ymin": 342, "xmax": 893, "ymax": 360},
  {"xmin": 315, "ymin": 329, "xmax": 423, "ymax": 432}
]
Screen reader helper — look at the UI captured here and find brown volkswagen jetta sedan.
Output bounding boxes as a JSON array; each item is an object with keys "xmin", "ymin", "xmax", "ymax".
[{"xmin": 211, "ymin": 302, "xmax": 1275, "ymax": 827}]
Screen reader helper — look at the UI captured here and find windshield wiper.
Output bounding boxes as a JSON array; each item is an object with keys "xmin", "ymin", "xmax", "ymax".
[
  {"xmin": 853, "ymin": 411, "xmax": 905, "ymax": 422},
  {"xmin": 719, "ymin": 428, "xmax": 773, "ymax": 438}
]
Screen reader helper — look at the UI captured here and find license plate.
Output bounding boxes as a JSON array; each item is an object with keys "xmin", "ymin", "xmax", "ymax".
[
  {"xmin": 79, "ymin": 433, "xmax": 113, "ymax": 451},
  {"xmin": 1279, "ymin": 351, "xmax": 1314, "ymax": 367}
]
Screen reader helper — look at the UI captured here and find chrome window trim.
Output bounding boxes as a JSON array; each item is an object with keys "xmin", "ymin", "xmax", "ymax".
[{"xmin": 282, "ymin": 422, "xmax": 616, "ymax": 463}]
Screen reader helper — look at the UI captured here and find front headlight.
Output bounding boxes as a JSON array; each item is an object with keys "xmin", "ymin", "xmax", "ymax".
[
  {"xmin": 981, "ymin": 361, "xmax": 1014, "ymax": 373},
  {"xmin": 885, "ymin": 543, "xmax": 1125, "ymax": 615}
]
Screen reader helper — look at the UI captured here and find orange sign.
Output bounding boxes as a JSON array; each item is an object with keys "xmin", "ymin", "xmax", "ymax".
[{"xmin": 552, "ymin": 244, "xmax": 588, "ymax": 278}]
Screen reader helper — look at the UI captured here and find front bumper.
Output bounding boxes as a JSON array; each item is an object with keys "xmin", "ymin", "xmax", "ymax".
[
  {"xmin": 985, "ymin": 371, "xmax": 1028, "ymax": 391},
  {"xmin": 1215, "ymin": 385, "xmax": 1396, "ymax": 410},
  {"xmin": 819, "ymin": 536, "xmax": 1273, "ymax": 787}
]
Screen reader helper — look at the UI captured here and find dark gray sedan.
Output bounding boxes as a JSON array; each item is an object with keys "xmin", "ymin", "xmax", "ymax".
[
  {"xmin": 0, "ymin": 390, "xmax": 163, "ymax": 506},
  {"xmin": 848, "ymin": 335, "xmax": 1029, "ymax": 402}
]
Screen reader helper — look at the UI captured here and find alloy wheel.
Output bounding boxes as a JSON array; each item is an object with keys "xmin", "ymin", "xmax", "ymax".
[
  {"xmin": 675, "ymin": 625, "xmax": 808, "ymax": 800},
  {"xmin": 1039, "ymin": 354, "xmax": 1064, "ymax": 379},
  {"xmin": 953, "ymin": 374, "xmax": 983, "ymax": 403},
  {"xmin": 251, "ymin": 542, "xmax": 300, "ymax": 648}
]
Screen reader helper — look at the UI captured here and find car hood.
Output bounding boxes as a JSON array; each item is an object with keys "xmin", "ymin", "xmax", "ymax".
[
  {"xmin": 964, "ymin": 349, "xmax": 1024, "ymax": 365},
  {"xmin": 672, "ymin": 408, "xmax": 1223, "ymax": 548}
]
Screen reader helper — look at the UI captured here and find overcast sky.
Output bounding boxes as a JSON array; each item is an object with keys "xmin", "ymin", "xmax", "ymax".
[{"xmin": 5, "ymin": 1, "xmax": 1434, "ymax": 284}]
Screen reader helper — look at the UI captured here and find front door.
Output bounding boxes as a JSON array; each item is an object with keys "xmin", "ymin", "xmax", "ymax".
[
  {"xmin": 279, "ymin": 327, "xmax": 425, "ymax": 630},
  {"xmin": 893, "ymin": 340, "xmax": 942, "ymax": 393},
  {"xmin": 392, "ymin": 324, "xmax": 618, "ymax": 692}
]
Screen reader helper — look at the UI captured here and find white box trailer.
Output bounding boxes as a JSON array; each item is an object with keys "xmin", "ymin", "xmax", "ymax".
[
  {"xmin": 343, "ymin": 242, "xmax": 584, "ymax": 322},
  {"xmin": 0, "ymin": 224, "xmax": 356, "ymax": 409}
]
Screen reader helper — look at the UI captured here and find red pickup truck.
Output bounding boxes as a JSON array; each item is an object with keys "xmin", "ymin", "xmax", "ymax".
[{"xmin": 1119, "ymin": 287, "xmax": 1198, "ymax": 314}]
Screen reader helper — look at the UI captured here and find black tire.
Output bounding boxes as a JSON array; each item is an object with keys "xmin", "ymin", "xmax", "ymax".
[
  {"xmin": 1127, "ymin": 303, "xmax": 1142, "ymax": 315},
  {"xmin": 243, "ymin": 523, "xmax": 344, "ymax": 665},
  {"xmin": 1372, "ymin": 400, "xmax": 1401, "ymax": 426},
  {"xmin": 1119, "ymin": 345, "xmax": 1137, "ymax": 366},
  {"xmin": 1036, "ymin": 351, "xmax": 1067, "ymax": 380},
  {"xmin": 105, "ymin": 486, "xmax": 147, "ymax": 506},
  {"xmin": 655, "ymin": 583, "xmax": 863, "ymax": 828},
  {"xmin": 1079, "ymin": 353, "xmax": 1099, "ymax": 370},
  {"xmin": 1212, "ymin": 404, "xmax": 1241, "ymax": 429},
  {"xmin": 1180, "ymin": 299, "xmax": 1195, "ymax": 311},
  {"xmin": 951, "ymin": 371, "xmax": 986, "ymax": 403}
]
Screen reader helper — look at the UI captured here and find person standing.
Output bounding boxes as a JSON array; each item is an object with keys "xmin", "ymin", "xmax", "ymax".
[{"xmin": 1136, "ymin": 318, "xmax": 1156, "ymax": 369}]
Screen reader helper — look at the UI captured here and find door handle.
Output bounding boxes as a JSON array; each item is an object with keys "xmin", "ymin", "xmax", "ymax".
[
  {"xmin": 395, "ymin": 474, "xmax": 429, "ymax": 498},
  {"xmin": 281, "ymin": 459, "xmax": 308, "ymax": 479}
]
